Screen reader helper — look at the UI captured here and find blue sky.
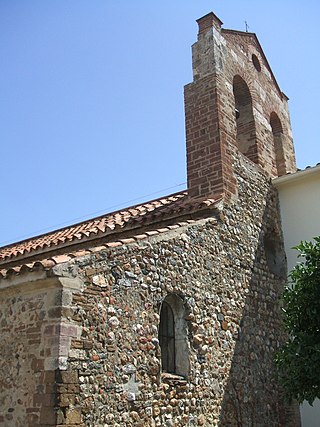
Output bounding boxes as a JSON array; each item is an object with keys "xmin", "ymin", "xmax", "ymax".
[{"xmin": 1, "ymin": 1, "xmax": 319, "ymax": 246}]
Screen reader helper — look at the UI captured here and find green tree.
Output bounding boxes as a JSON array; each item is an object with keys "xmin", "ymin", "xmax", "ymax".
[{"xmin": 275, "ymin": 237, "xmax": 320, "ymax": 404}]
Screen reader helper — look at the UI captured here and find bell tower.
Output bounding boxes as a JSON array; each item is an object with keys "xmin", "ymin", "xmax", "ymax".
[{"xmin": 184, "ymin": 12, "xmax": 296, "ymax": 200}]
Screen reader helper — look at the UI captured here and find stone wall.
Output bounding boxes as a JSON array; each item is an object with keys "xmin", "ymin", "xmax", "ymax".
[
  {"xmin": 45, "ymin": 154, "xmax": 299, "ymax": 426},
  {"xmin": 0, "ymin": 284, "xmax": 47, "ymax": 426},
  {"xmin": 0, "ymin": 154, "xmax": 301, "ymax": 426},
  {"xmin": 0, "ymin": 276, "xmax": 82, "ymax": 427}
]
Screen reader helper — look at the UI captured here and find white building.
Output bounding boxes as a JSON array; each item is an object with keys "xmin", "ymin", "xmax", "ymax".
[{"xmin": 274, "ymin": 164, "xmax": 320, "ymax": 427}]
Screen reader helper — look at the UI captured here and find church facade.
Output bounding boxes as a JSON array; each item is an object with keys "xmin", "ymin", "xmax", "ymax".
[{"xmin": 0, "ymin": 12, "xmax": 300, "ymax": 427}]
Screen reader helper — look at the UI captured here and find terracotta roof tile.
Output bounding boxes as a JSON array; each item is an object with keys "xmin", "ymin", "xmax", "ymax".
[
  {"xmin": 144, "ymin": 230, "xmax": 159, "ymax": 236},
  {"xmin": 51, "ymin": 254, "xmax": 72, "ymax": 264},
  {"xmin": 0, "ymin": 191, "xmax": 221, "ymax": 273},
  {"xmin": 86, "ymin": 246, "xmax": 106, "ymax": 253},
  {"xmin": 134, "ymin": 234, "xmax": 148, "ymax": 240},
  {"xmin": 119, "ymin": 238, "xmax": 136, "ymax": 244},
  {"xmin": 157, "ymin": 228, "xmax": 170, "ymax": 233},
  {"xmin": 36, "ymin": 259, "xmax": 56, "ymax": 269},
  {"xmin": 105, "ymin": 241, "xmax": 122, "ymax": 248},
  {"xmin": 167, "ymin": 224, "xmax": 180, "ymax": 230}
]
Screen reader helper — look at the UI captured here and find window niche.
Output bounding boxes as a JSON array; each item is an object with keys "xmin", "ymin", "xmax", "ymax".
[
  {"xmin": 233, "ymin": 75, "xmax": 258, "ymax": 164},
  {"xmin": 264, "ymin": 232, "xmax": 286, "ymax": 278},
  {"xmin": 252, "ymin": 54, "xmax": 261, "ymax": 72},
  {"xmin": 270, "ymin": 112, "xmax": 286, "ymax": 176},
  {"xmin": 158, "ymin": 294, "xmax": 189, "ymax": 378}
]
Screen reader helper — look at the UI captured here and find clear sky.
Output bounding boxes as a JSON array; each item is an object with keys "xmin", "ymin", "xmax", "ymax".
[{"xmin": 1, "ymin": 1, "xmax": 319, "ymax": 246}]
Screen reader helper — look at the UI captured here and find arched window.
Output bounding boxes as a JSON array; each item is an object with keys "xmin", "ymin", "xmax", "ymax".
[
  {"xmin": 270, "ymin": 112, "xmax": 286, "ymax": 176},
  {"xmin": 233, "ymin": 75, "xmax": 258, "ymax": 163},
  {"xmin": 159, "ymin": 301, "xmax": 175, "ymax": 373},
  {"xmin": 158, "ymin": 294, "xmax": 189, "ymax": 377}
]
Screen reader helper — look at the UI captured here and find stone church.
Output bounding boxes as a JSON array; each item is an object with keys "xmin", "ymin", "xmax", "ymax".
[{"xmin": 0, "ymin": 12, "xmax": 301, "ymax": 427}]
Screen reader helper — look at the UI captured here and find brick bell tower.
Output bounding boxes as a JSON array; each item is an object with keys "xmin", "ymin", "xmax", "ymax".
[{"xmin": 184, "ymin": 12, "xmax": 296, "ymax": 200}]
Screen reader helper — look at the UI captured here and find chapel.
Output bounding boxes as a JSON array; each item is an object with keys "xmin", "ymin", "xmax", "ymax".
[{"xmin": 0, "ymin": 12, "xmax": 300, "ymax": 427}]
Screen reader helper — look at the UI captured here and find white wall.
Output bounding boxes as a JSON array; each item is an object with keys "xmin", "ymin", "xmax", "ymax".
[{"xmin": 274, "ymin": 166, "xmax": 320, "ymax": 427}]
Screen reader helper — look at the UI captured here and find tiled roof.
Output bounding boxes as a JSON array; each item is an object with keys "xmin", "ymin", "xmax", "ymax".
[
  {"xmin": 298, "ymin": 163, "xmax": 320, "ymax": 170},
  {"xmin": 0, "ymin": 191, "xmax": 221, "ymax": 273},
  {"xmin": 0, "ymin": 218, "xmax": 205, "ymax": 280},
  {"xmin": 273, "ymin": 163, "xmax": 320, "ymax": 186}
]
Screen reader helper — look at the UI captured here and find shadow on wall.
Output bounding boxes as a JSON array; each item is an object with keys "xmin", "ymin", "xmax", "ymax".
[{"xmin": 217, "ymin": 186, "xmax": 300, "ymax": 427}]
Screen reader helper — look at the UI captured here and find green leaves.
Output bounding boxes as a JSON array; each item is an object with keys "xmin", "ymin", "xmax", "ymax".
[{"xmin": 275, "ymin": 237, "xmax": 320, "ymax": 404}]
